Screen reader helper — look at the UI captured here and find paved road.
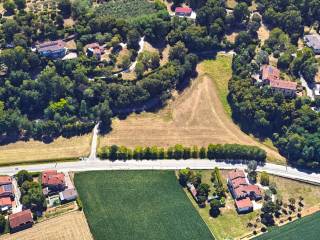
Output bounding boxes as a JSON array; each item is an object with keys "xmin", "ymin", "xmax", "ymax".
[
  {"xmin": 3, "ymin": 160, "xmax": 320, "ymax": 184},
  {"xmin": 300, "ymin": 74, "xmax": 315, "ymax": 100}
]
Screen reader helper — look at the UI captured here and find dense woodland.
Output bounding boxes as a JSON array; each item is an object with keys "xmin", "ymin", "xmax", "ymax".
[{"xmin": 1, "ymin": 0, "xmax": 320, "ymax": 167}]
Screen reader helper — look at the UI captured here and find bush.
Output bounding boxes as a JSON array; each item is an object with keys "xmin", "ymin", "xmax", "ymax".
[{"xmin": 76, "ymin": 197, "xmax": 83, "ymax": 211}]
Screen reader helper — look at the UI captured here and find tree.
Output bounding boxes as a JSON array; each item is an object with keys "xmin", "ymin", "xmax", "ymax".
[
  {"xmin": 14, "ymin": 0, "xmax": 25, "ymax": 10},
  {"xmin": 127, "ymin": 29, "xmax": 140, "ymax": 50},
  {"xmin": 169, "ymin": 41, "xmax": 188, "ymax": 63},
  {"xmin": 199, "ymin": 147, "xmax": 206, "ymax": 159},
  {"xmin": 3, "ymin": 0, "xmax": 16, "ymax": 15},
  {"xmin": 58, "ymin": 0, "xmax": 72, "ymax": 17},
  {"xmin": 247, "ymin": 160, "xmax": 257, "ymax": 183},
  {"xmin": 260, "ymin": 171, "xmax": 270, "ymax": 186},
  {"xmin": 233, "ymin": 2, "xmax": 250, "ymax": 24},
  {"xmin": 197, "ymin": 183, "xmax": 210, "ymax": 197},
  {"xmin": 0, "ymin": 215, "xmax": 6, "ymax": 233},
  {"xmin": 135, "ymin": 62, "xmax": 145, "ymax": 79},
  {"xmin": 210, "ymin": 199, "xmax": 221, "ymax": 217},
  {"xmin": 16, "ymin": 170, "xmax": 32, "ymax": 186},
  {"xmin": 261, "ymin": 200, "xmax": 276, "ymax": 226},
  {"xmin": 178, "ymin": 168, "xmax": 192, "ymax": 186}
]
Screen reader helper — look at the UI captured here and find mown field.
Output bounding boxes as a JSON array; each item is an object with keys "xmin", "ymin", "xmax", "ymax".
[
  {"xmin": 99, "ymin": 54, "xmax": 284, "ymax": 163},
  {"xmin": 0, "ymin": 134, "xmax": 91, "ymax": 165},
  {"xmin": 254, "ymin": 211, "xmax": 320, "ymax": 240},
  {"xmin": 95, "ymin": 0, "xmax": 159, "ymax": 19},
  {"xmin": 75, "ymin": 171, "xmax": 214, "ymax": 240}
]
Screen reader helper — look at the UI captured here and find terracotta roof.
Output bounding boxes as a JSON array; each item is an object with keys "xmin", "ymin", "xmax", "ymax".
[
  {"xmin": 231, "ymin": 177, "xmax": 247, "ymax": 189},
  {"xmin": 175, "ymin": 7, "xmax": 192, "ymax": 14},
  {"xmin": 86, "ymin": 43, "xmax": 104, "ymax": 55},
  {"xmin": 270, "ymin": 79, "xmax": 297, "ymax": 91},
  {"xmin": 42, "ymin": 170, "xmax": 65, "ymax": 187},
  {"xmin": 262, "ymin": 65, "xmax": 280, "ymax": 82},
  {"xmin": 235, "ymin": 197, "xmax": 252, "ymax": 209},
  {"xmin": 9, "ymin": 210, "xmax": 33, "ymax": 229},
  {"xmin": 228, "ymin": 169, "xmax": 245, "ymax": 181},
  {"xmin": 0, "ymin": 176, "xmax": 11, "ymax": 186},
  {"xmin": 36, "ymin": 40, "xmax": 66, "ymax": 52},
  {"xmin": 0, "ymin": 197, "xmax": 12, "ymax": 207}
]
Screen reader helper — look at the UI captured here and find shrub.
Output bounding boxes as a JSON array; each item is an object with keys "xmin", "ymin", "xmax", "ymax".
[{"xmin": 76, "ymin": 197, "xmax": 83, "ymax": 211}]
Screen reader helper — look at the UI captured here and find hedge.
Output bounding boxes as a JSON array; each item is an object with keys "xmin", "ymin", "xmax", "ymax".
[{"xmin": 97, "ymin": 144, "xmax": 266, "ymax": 162}]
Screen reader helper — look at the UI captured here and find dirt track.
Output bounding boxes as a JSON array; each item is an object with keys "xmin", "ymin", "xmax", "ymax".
[
  {"xmin": 99, "ymin": 67, "xmax": 284, "ymax": 162},
  {"xmin": 0, "ymin": 211, "xmax": 93, "ymax": 240}
]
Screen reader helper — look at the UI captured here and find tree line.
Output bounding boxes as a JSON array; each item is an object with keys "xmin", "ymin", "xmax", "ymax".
[{"xmin": 97, "ymin": 143, "xmax": 266, "ymax": 162}]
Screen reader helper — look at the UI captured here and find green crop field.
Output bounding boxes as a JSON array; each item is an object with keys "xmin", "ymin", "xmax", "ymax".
[
  {"xmin": 75, "ymin": 171, "xmax": 214, "ymax": 240},
  {"xmin": 254, "ymin": 212, "xmax": 320, "ymax": 240},
  {"xmin": 95, "ymin": 0, "xmax": 160, "ymax": 19}
]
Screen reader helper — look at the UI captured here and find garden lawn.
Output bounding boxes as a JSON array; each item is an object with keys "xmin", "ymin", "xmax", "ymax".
[
  {"xmin": 75, "ymin": 171, "xmax": 214, "ymax": 240},
  {"xmin": 254, "ymin": 211, "xmax": 320, "ymax": 240}
]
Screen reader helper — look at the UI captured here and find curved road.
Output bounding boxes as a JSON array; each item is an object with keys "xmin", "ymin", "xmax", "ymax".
[{"xmin": 3, "ymin": 159, "xmax": 320, "ymax": 185}]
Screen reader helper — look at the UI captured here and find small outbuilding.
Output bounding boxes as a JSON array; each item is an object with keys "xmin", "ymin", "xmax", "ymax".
[
  {"xmin": 59, "ymin": 188, "xmax": 78, "ymax": 203},
  {"xmin": 175, "ymin": 7, "xmax": 192, "ymax": 17},
  {"xmin": 235, "ymin": 198, "xmax": 253, "ymax": 214},
  {"xmin": 304, "ymin": 34, "xmax": 320, "ymax": 54}
]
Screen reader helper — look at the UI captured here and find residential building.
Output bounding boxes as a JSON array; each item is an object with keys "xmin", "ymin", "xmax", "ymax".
[
  {"xmin": 86, "ymin": 43, "xmax": 105, "ymax": 60},
  {"xmin": 0, "ymin": 184, "xmax": 14, "ymax": 198},
  {"xmin": 304, "ymin": 34, "xmax": 320, "ymax": 54},
  {"xmin": 269, "ymin": 79, "xmax": 297, "ymax": 97},
  {"xmin": 261, "ymin": 65, "xmax": 281, "ymax": 84},
  {"xmin": 235, "ymin": 198, "xmax": 253, "ymax": 214},
  {"xmin": 59, "ymin": 188, "xmax": 78, "ymax": 203},
  {"xmin": 8, "ymin": 209, "xmax": 33, "ymax": 233},
  {"xmin": 0, "ymin": 197, "xmax": 12, "ymax": 212},
  {"xmin": 175, "ymin": 7, "xmax": 192, "ymax": 17},
  {"xmin": 0, "ymin": 176, "xmax": 11, "ymax": 186},
  {"xmin": 42, "ymin": 170, "xmax": 66, "ymax": 191},
  {"xmin": 36, "ymin": 40, "xmax": 67, "ymax": 59}
]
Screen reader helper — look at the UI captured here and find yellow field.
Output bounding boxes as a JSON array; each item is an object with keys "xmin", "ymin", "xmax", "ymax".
[
  {"xmin": 99, "ymin": 54, "xmax": 284, "ymax": 163},
  {"xmin": 0, "ymin": 211, "xmax": 93, "ymax": 240},
  {"xmin": 0, "ymin": 134, "xmax": 91, "ymax": 165}
]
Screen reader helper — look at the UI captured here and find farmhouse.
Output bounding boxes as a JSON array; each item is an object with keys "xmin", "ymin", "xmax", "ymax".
[
  {"xmin": 59, "ymin": 188, "xmax": 78, "ymax": 203},
  {"xmin": 9, "ymin": 209, "xmax": 33, "ymax": 233},
  {"xmin": 36, "ymin": 40, "xmax": 67, "ymax": 59},
  {"xmin": 269, "ymin": 79, "xmax": 297, "ymax": 97},
  {"xmin": 175, "ymin": 7, "xmax": 192, "ymax": 17},
  {"xmin": 304, "ymin": 34, "xmax": 320, "ymax": 54},
  {"xmin": 260, "ymin": 65, "xmax": 297, "ymax": 97},
  {"xmin": 227, "ymin": 169, "xmax": 262, "ymax": 213},
  {"xmin": 85, "ymin": 43, "xmax": 105, "ymax": 60},
  {"xmin": 42, "ymin": 170, "xmax": 66, "ymax": 192}
]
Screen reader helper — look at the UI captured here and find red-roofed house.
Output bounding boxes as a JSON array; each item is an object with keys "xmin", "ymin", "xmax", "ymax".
[
  {"xmin": 270, "ymin": 79, "xmax": 297, "ymax": 97},
  {"xmin": 42, "ymin": 170, "xmax": 66, "ymax": 191},
  {"xmin": 85, "ymin": 43, "xmax": 105, "ymax": 60},
  {"xmin": 235, "ymin": 198, "xmax": 253, "ymax": 213},
  {"xmin": 261, "ymin": 65, "xmax": 281, "ymax": 83},
  {"xmin": 36, "ymin": 40, "xmax": 67, "ymax": 59},
  {"xmin": 0, "ymin": 176, "xmax": 12, "ymax": 186},
  {"xmin": 175, "ymin": 7, "xmax": 192, "ymax": 17},
  {"xmin": 9, "ymin": 209, "xmax": 33, "ymax": 233},
  {"xmin": 0, "ymin": 184, "xmax": 13, "ymax": 198},
  {"xmin": 0, "ymin": 197, "xmax": 12, "ymax": 211}
]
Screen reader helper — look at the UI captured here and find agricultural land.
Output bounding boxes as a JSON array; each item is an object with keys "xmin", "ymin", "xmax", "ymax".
[
  {"xmin": 99, "ymin": 54, "xmax": 284, "ymax": 163},
  {"xmin": 74, "ymin": 171, "xmax": 214, "ymax": 240}
]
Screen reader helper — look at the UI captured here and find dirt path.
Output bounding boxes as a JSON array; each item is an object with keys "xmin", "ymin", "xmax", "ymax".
[{"xmin": 99, "ymin": 72, "xmax": 284, "ymax": 162}]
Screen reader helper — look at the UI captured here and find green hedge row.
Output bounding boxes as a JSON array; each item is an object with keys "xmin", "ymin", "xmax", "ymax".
[{"xmin": 97, "ymin": 144, "xmax": 266, "ymax": 162}]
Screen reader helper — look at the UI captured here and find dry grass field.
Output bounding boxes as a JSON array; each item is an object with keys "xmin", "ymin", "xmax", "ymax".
[
  {"xmin": 0, "ymin": 211, "xmax": 93, "ymax": 240},
  {"xmin": 0, "ymin": 134, "xmax": 91, "ymax": 165},
  {"xmin": 99, "ymin": 54, "xmax": 284, "ymax": 163}
]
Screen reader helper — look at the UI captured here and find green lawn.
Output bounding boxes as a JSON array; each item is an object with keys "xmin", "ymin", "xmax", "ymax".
[
  {"xmin": 75, "ymin": 171, "xmax": 214, "ymax": 240},
  {"xmin": 254, "ymin": 212, "xmax": 320, "ymax": 240},
  {"xmin": 198, "ymin": 55, "xmax": 233, "ymax": 116}
]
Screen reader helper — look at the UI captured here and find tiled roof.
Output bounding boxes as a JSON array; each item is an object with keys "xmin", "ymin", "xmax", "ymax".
[
  {"xmin": 0, "ymin": 176, "xmax": 11, "ymax": 186},
  {"xmin": 231, "ymin": 177, "xmax": 247, "ymax": 189},
  {"xmin": 175, "ymin": 7, "xmax": 192, "ymax": 14},
  {"xmin": 9, "ymin": 210, "xmax": 33, "ymax": 229},
  {"xmin": 228, "ymin": 169, "xmax": 245, "ymax": 181},
  {"xmin": 42, "ymin": 170, "xmax": 65, "ymax": 187},
  {"xmin": 36, "ymin": 40, "xmax": 66, "ymax": 52},
  {"xmin": 0, "ymin": 184, "xmax": 13, "ymax": 195},
  {"xmin": 270, "ymin": 79, "xmax": 297, "ymax": 91},
  {"xmin": 261, "ymin": 65, "xmax": 281, "ymax": 82},
  {"xmin": 0, "ymin": 197, "xmax": 12, "ymax": 207},
  {"xmin": 235, "ymin": 197, "xmax": 252, "ymax": 209}
]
